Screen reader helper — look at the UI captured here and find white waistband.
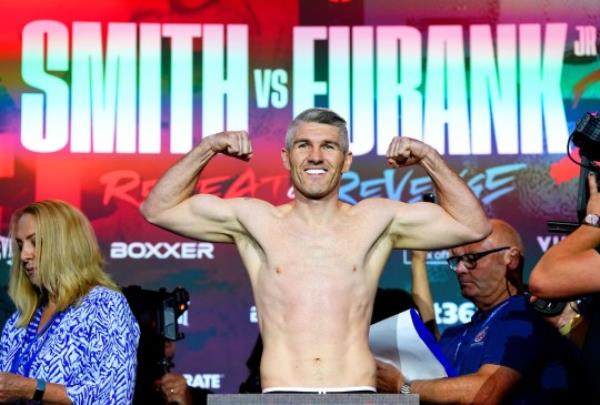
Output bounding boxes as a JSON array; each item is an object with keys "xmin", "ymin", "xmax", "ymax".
[{"xmin": 262, "ymin": 386, "xmax": 377, "ymax": 394}]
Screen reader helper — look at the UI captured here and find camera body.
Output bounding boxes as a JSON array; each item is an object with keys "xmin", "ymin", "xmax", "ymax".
[
  {"xmin": 123, "ymin": 285, "xmax": 189, "ymax": 341},
  {"xmin": 123, "ymin": 286, "xmax": 190, "ymax": 404},
  {"xmin": 573, "ymin": 112, "xmax": 600, "ymax": 161},
  {"xmin": 538, "ymin": 112, "xmax": 600, "ymax": 315},
  {"xmin": 531, "ymin": 297, "xmax": 567, "ymax": 317}
]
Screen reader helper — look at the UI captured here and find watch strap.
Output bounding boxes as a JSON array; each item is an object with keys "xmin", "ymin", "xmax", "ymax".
[
  {"xmin": 400, "ymin": 382, "xmax": 412, "ymax": 394},
  {"xmin": 33, "ymin": 378, "xmax": 46, "ymax": 401}
]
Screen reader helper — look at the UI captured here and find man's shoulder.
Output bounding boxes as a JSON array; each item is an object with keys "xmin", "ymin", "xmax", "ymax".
[
  {"xmin": 498, "ymin": 295, "xmax": 544, "ymax": 322},
  {"xmin": 488, "ymin": 296, "xmax": 561, "ymax": 343}
]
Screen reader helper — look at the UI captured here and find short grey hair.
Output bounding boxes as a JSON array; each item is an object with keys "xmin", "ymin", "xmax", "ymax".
[{"xmin": 285, "ymin": 108, "xmax": 349, "ymax": 153}]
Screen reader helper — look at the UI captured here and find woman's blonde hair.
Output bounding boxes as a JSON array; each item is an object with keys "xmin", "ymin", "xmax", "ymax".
[{"xmin": 8, "ymin": 200, "xmax": 118, "ymax": 327}]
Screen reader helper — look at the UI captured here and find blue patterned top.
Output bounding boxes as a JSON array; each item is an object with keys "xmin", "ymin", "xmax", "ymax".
[{"xmin": 0, "ymin": 286, "xmax": 140, "ymax": 404}]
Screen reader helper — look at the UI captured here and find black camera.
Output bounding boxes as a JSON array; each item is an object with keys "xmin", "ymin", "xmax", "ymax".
[
  {"xmin": 531, "ymin": 297, "xmax": 567, "ymax": 317},
  {"xmin": 572, "ymin": 112, "xmax": 600, "ymax": 161},
  {"xmin": 572, "ymin": 113, "xmax": 600, "ymax": 222},
  {"xmin": 123, "ymin": 286, "xmax": 190, "ymax": 404},
  {"xmin": 539, "ymin": 113, "xmax": 600, "ymax": 316},
  {"xmin": 123, "ymin": 285, "xmax": 189, "ymax": 341}
]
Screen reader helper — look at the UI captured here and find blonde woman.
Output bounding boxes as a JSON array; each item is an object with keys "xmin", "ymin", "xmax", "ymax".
[{"xmin": 0, "ymin": 200, "xmax": 139, "ymax": 404}]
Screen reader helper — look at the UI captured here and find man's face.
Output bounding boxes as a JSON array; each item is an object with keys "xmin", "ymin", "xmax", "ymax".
[
  {"xmin": 282, "ymin": 122, "xmax": 352, "ymax": 199},
  {"xmin": 449, "ymin": 239, "xmax": 509, "ymax": 306}
]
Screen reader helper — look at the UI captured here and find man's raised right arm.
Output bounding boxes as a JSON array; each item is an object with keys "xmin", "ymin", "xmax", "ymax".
[{"xmin": 140, "ymin": 131, "xmax": 252, "ymax": 243}]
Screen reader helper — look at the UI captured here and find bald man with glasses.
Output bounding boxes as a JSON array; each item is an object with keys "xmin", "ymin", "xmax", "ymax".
[{"xmin": 377, "ymin": 219, "xmax": 578, "ymax": 404}]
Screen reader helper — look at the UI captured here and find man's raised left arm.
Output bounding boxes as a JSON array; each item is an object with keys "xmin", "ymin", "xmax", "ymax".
[{"xmin": 387, "ymin": 136, "xmax": 491, "ymax": 249}]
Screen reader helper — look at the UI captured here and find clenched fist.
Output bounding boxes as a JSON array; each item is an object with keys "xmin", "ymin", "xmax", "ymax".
[
  {"xmin": 206, "ymin": 130, "xmax": 253, "ymax": 161},
  {"xmin": 386, "ymin": 136, "xmax": 435, "ymax": 168}
]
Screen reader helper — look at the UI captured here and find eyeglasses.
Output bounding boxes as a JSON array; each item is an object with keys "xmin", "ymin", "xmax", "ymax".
[{"xmin": 446, "ymin": 246, "xmax": 510, "ymax": 272}]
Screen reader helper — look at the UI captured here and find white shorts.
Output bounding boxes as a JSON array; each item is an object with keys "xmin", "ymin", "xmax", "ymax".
[{"xmin": 262, "ymin": 386, "xmax": 377, "ymax": 394}]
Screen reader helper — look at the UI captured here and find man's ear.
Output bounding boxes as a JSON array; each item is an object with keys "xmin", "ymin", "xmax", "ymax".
[
  {"xmin": 342, "ymin": 152, "xmax": 353, "ymax": 172},
  {"xmin": 281, "ymin": 148, "xmax": 291, "ymax": 171},
  {"xmin": 504, "ymin": 247, "xmax": 521, "ymax": 271}
]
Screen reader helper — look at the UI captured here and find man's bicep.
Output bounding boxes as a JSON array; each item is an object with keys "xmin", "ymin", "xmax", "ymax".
[
  {"xmin": 149, "ymin": 194, "xmax": 242, "ymax": 242},
  {"xmin": 390, "ymin": 202, "xmax": 477, "ymax": 250}
]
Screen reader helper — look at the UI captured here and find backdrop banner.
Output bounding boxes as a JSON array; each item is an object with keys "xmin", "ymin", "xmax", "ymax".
[{"xmin": 1, "ymin": 0, "xmax": 599, "ymax": 392}]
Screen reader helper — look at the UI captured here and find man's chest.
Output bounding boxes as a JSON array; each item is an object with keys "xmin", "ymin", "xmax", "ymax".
[{"xmin": 240, "ymin": 215, "xmax": 392, "ymax": 267}]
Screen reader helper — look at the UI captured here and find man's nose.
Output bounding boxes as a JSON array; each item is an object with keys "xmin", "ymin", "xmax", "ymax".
[{"xmin": 307, "ymin": 147, "xmax": 324, "ymax": 162}]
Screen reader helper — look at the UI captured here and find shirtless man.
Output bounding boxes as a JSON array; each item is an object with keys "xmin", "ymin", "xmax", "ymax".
[{"xmin": 140, "ymin": 108, "xmax": 490, "ymax": 393}]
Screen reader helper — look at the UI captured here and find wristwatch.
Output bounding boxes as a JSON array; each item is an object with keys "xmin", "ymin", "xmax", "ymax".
[
  {"xmin": 583, "ymin": 213, "xmax": 600, "ymax": 228},
  {"xmin": 400, "ymin": 381, "xmax": 412, "ymax": 394},
  {"xmin": 33, "ymin": 378, "xmax": 46, "ymax": 401}
]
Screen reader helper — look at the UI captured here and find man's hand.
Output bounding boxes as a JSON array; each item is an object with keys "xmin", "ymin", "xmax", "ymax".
[
  {"xmin": 587, "ymin": 172, "xmax": 600, "ymax": 215},
  {"xmin": 206, "ymin": 130, "xmax": 253, "ymax": 161},
  {"xmin": 386, "ymin": 136, "xmax": 435, "ymax": 168},
  {"xmin": 160, "ymin": 373, "xmax": 193, "ymax": 405},
  {"xmin": 376, "ymin": 359, "xmax": 404, "ymax": 393},
  {"xmin": 0, "ymin": 372, "xmax": 34, "ymax": 402}
]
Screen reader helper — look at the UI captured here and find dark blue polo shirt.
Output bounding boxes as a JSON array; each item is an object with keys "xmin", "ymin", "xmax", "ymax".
[{"xmin": 439, "ymin": 295, "xmax": 576, "ymax": 404}]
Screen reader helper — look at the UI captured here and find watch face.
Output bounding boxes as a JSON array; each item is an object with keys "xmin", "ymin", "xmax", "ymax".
[{"xmin": 586, "ymin": 214, "xmax": 600, "ymax": 226}]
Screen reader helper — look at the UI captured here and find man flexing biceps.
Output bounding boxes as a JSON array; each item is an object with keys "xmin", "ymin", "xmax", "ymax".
[{"xmin": 140, "ymin": 108, "xmax": 490, "ymax": 393}]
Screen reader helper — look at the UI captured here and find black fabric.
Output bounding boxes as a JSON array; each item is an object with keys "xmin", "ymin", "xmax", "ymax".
[
  {"xmin": 133, "ymin": 386, "xmax": 212, "ymax": 405},
  {"xmin": 188, "ymin": 387, "xmax": 212, "ymax": 405},
  {"xmin": 579, "ymin": 294, "xmax": 600, "ymax": 397},
  {"xmin": 370, "ymin": 288, "xmax": 415, "ymax": 324}
]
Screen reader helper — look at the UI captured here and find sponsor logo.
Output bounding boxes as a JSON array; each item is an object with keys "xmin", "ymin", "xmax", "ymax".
[
  {"xmin": 435, "ymin": 301, "xmax": 476, "ymax": 325},
  {"xmin": 403, "ymin": 249, "xmax": 449, "ymax": 265},
  {"xmin": 184, "ymin": 373, "xmax": 224, "ymax": 390},
  {"xmin": 473, "ymin": 326, "xmax": 488, "ymax": 344},
  {"xmin": 537, "ymin": 235, "xmax": 567, "ymax": 252},
  {"xmin": 110, "ymin": 242, "xmax": 214, "ymax": 260}
]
